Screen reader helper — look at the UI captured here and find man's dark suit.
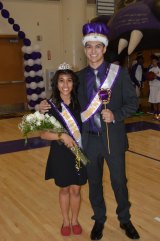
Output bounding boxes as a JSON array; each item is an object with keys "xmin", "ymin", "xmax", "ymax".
[{"xmin": 76, "ymin": 63, "xmax": 138, "ymax": 224}]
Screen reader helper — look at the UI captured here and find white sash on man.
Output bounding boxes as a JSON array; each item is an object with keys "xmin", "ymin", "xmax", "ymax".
[
  {"xmin": 49, "ymin": 100, "xmax": 82, "ymax": 148},
  {"xmin": 81, "ymin": 64, "xmax": 120, "ymax": 123}
]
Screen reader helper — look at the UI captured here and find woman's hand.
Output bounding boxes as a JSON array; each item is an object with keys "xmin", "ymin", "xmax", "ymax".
[
  {"xmin": 38, "ymin": 100, "xmax": 51, "ymax": 113},
  {"xmin": 61, "ymin": 133, "xmax": 76, "ymax": 148},
  {"xmin": 101, "ymin": 109, "xmax": 115, "ymax": 123}
]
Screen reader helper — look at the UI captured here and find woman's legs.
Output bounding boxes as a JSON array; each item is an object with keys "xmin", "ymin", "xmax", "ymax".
[
  {"xmin": 69, "ymin": 185, "xmax": 81, "ymax": 225},
  {"xmin": 59, "ymin": 185, "xmax": 81, "ymax": 225},
  {"xmin": 59, "ymin": 186, "xmax": 70, "ymax": 226}
]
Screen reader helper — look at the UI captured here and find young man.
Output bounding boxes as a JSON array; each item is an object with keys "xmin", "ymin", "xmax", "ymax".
[
  {"xmin": 130, "ymin": 55, "xmax": 145, "ymax": 113},
  {"xmin": 39, "ymin": 22, "xmax": 140, "ymax": 240},
  {"xmin": 148, "ymin": 55, "xmax": 160, "ymax": 120}
]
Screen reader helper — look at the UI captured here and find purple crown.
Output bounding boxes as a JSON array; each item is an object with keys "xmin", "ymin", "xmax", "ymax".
[
  {"xmin": 82, "ymin": 22, "xmax": 109, "ymax": 37},
  {"xmin": 82, "ymin": 22, "xmax": 110, "ymax": 46}
]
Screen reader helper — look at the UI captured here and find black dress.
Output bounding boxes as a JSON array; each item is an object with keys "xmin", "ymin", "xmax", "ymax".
[{"xmin": 45, "ymin": 102, "xmax": 87, "ymax": 187}]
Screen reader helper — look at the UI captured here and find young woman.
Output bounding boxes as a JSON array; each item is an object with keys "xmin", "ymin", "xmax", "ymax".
[{"xmin": 40, "ymin": 63, "xmax": 87, "ymax": 236}]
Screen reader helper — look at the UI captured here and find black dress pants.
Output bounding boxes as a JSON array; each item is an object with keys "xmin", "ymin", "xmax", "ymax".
[{"xmin": 85, "ymin": 134, "xmax": 131, "ymax": 224}]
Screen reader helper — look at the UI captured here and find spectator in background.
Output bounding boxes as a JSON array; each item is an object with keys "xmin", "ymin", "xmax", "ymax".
[
  {"xmin": 147, "ymin": 55, "xmax": 160, "ymax": 120},
  {"xmin": 130, "ymin": 55, "xmax": 145, "ymax": 114}
]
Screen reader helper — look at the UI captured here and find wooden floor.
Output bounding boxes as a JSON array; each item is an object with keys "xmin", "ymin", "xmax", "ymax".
[{"xmin": 0, "ymin": 115, "xmax": 160, "ymax": 241}]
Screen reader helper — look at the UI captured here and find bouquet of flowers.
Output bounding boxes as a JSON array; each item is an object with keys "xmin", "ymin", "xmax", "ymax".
[{"xmin": 18, "ymin": 111, "xmax": 90, "ymax": 170}]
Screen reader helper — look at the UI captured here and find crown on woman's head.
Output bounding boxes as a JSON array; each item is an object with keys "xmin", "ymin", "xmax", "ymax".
[{"xmin": 58, "ymin": 62, "xmax": 72, "ymax": 70}]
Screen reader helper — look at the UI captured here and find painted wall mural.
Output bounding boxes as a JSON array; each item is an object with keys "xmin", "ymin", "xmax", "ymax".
[{"xmin": 0, "ymin": 1, "xmax": 46, "ymax": 110}]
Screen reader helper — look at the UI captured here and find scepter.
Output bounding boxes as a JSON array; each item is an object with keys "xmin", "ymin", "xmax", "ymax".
[{"xmin": 98, "ymin": 88, "xmax": 112, "ymax": 154}]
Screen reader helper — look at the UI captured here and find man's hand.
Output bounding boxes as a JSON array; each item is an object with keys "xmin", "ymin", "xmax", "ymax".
[
  {"xmin": 101, "ymin": 109, "xmax": 115, "ymax": 123},
  {"xmin": 38, "ymin": 100, "xmax": 51, "ymax": 113}
]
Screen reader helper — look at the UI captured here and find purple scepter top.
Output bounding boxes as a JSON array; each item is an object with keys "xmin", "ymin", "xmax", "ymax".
[{"xmin": 98, "ymin": 88, "xmax": 112, "ymax": 107}]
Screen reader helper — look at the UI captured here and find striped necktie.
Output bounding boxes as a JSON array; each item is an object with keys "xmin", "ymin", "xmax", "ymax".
[{"xmin": 93, "ymin": 69, "xmax": 101, "ymax": 129}]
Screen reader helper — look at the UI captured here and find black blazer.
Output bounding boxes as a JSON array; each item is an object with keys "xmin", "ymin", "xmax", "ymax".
[{"xmin": 76, "ymin": 63, "xmax": 138, "ymax": 155}]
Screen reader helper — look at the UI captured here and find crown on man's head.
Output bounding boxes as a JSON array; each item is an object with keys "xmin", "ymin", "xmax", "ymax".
[
  {"xmin": 58, "ymin": 62, "xmax": 72, "ymax": 70},
  {"xmin": 82, "ymin": 22, "xmax": 109, "ymax": 47}
]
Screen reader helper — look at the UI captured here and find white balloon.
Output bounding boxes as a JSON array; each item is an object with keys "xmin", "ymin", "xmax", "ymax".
[
  {"xmin": 37, "ymin": 70, "xmax": 43, "ymax": 76},
  {"xmin": 27, "ymin": 59, "xmax": 34, "ymax": 66},
  {"xmin": 24, "ymin": 71, "xmax": 29, "ymax": 77},
  {"xmin": 29, "ymin": 82, "xmax": 37, "ymax": 89},
  {"xmin": 23, "ymin": 60, "xmax": 28, "ymax": 66},
  {"xmin": 27, "ymin": 95, "xmax": 31, "ymax": 101},
  {"xmin": 28, "ymin": 104, "xmax": 34, "ymax": 110},
  {"xmin": 34, "ymin": 59, "xmax": 42, "ymax": 65},
  {"xmin": 37, "ymin": 81, "xmax": 45, "ymax": 88},
  {"xmin": 29, "ymin": 71, "xmax": 36, "ymax": 77},
  {"xmin": 26, "ymin": 83, "xmax": 30, "ymax": 88},
  {"xmin": 26, "ymin": 46, "xmax": 33, "ymax": 54},
  {"xmin": 34, "ymin": 104, "xmax": 40, "ymax": 111},
  {"xmin": 39, "ymin": 91, "xmax": 46, "ymax": 99},
  {"xmin": 31, "ymin": 93, "xmax": 38, "ymax": 101},
  {"xmin": 21, "ymin": 46, "xmax": 27, "ymax": 53}
]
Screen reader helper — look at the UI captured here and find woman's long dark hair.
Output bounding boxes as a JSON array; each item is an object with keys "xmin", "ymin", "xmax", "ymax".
[{"xmin": 50, "ymin": 69, "xmax": 80, "ymax": 111}]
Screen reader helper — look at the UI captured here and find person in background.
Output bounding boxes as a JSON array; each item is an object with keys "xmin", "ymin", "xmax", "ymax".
[
  {"xmin": 39, "ymin": 22, "xmax": 140, "ymax": 240},
  {"xmin": 147, "ymin": 55, "xmax": 160, "ymax": 120},
  {"xmin": 40, "ymin": 64, "xmax": 87, "ymax": 236},
  {"xmin": 130, "ymin": 55, "xmax": 145, "ymax": 114}
]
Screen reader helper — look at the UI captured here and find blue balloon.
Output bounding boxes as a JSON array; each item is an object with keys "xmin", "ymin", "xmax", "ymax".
[
  {"xmin": 28, "ymin": 100, "xmax": 37, "ymax": 107},
  {"xmin": 8, "ymin": 18, "xmax": 14, "ymax": 24},
  {"xmin": 36, "ymin": 87, "xmax": 43, "ymax": 95},
  {"xmin": 0, "ymin": 2, "xmax": 3, "ymax": 10},
  {"xmin": 35, "ymin": 76, "xmax": 43, "ymax": 83},
  {"xmin": 25, "ymin": 65, "xmax": 31, "ymax": 72},
  {"xmin": 13, "ymin": 24, "xmax": 20, "ymax": 32},
  {"xmin": 24, "ymin": 53, "xmax": 30, "ymax": 60},
  {"xmin": 18, "ymin": 31, "xmax": 26, "ymax": 39},
  {"xmin": 37, "ymin": 52, "xmax": 42, "ymax": 59},
  {"xmin": 1, "ymin": 9, "xmax": 9, "ymax": 18},
  {"xmin": 27, "ymin": 88, "xmax": 37, "ymax": 95},
  {"xmin": 23, "ymin": 38, "xmax": 31, "ymax": 46},
  {"xmin": 1, "ymin": 9, "xmax": 10, "ymax": 18},
  {"xmin": 25, "ymin": 77, "xmax": 33, "ymax": 83}
]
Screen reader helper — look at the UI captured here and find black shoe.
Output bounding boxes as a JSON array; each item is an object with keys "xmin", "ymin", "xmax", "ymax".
[
  {"xmin": 90, "ymin": 221, "xmax": 104, "ymax": 240},
  {"xmin": 120, "ymin": 221, "xmax": 140, "ymax": 239}
]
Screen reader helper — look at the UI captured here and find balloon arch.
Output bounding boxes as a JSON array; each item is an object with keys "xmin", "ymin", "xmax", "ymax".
[{"xmin": 0, "ymin": 1, "xmax": 46, "ymax": 110}]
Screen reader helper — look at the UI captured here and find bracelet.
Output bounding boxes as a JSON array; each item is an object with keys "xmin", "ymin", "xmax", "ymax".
[{"xmin": 58, "ymin": 132, "xmax": 63, "ymax": 142}]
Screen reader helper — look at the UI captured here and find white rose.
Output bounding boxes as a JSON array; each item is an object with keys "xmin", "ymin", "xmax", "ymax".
[
  {"xmin": 36, "ymin": 121, "xmax": 41, "ymax": 126},
  {"xmin": 49, "ymin": 116, "xmax": 56, "ymax": 124},
  {"xmin": 26, "ymin": 114, "xmax": 35, "ymax": 122},
  {"xmin": 34, "ymin": 111, "xmax": 45, "ymax": 120},
  {"xmin": 54, "ymin": 121, "xmax": 62, "ymax": 128},
  {"xmin": 45, "ymin": 113, "xmax": 50, "ymax": 118}
]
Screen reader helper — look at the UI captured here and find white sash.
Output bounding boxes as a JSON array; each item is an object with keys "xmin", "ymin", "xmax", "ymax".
[
  {"xmin": 49, "ymin": 101, "xmax": 82, "ymax": 148},
  {"xmin": 81, "ymin": 64, "xmax": 120, "ymax": 123}
]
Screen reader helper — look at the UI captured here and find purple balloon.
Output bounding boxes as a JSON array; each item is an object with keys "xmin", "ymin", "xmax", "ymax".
[
  {"xmin": 1, "ymin": 9, "xmax": 10, "ymax": 18},
  {"xmin": 25, "ymin": 65, "xmax": 31, "ymax": 72},
  {"xmin": 23, "ymin": 53, "xmax": 30, "ymax": 60},
  {"xmin": 36, "ymin": 87, "xmax": 43, "ymax": 95},
  {"xmin": 27, "ymin": 88, "xmax": 35, "ymax": 95},
  {"xmin": 13, "ymin": 24, "xmax": 20, "ymax": 32},
  {"xmin": 34, "ymin": 76, "xmax": 43, "ymax": 83},
  {"xmin": 36, "ymin": 52, "xmax": 42, "ymax": 59},
  {"xmin": 31, "ymin": 52, "xmax": 38, "ymax": 60},
  {"xmin": 18, "ymin": 31, "xmax": 26, "ymax": 39},
  {"xmin": 28, "ymin": 100, "xmax": 37, "ymax": 107},
  {"xmin": 25, "ymin": 77, "xmax": 33, "ymax": 83},
  {"xmin": 23, "ymin": 38, "xmax": 31, "ymax": 46},
  {"xmin": 8, "ymin": 18, "xmax": 14, "ymax": 24},
  {"xmin": 0, "ymin": 2, "xmax": 3, "ymax": 10}
]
